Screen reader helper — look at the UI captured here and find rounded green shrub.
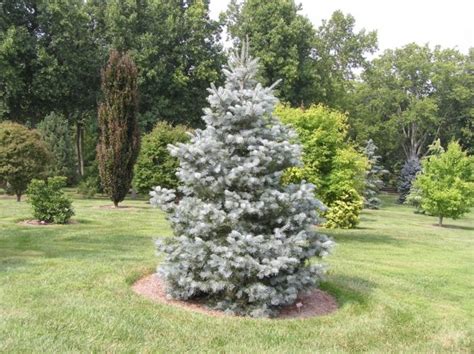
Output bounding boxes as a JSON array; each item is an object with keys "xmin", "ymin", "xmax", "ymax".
[
  {"xmin": 133, "ymin": 121, "xmax": 190, "ymax": 194},
  {"xmin": 0, "ymin": 122, "xmax": 51, "ymax": 201},
  {"xmin": 27, "ymin": 176, "xmax": 74, "ymax": 224}
]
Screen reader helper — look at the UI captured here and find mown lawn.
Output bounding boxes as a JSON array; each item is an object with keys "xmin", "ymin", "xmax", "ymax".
[{"xmin": 0, "ymin": 193, "xmax": 472, "ymax": 352}]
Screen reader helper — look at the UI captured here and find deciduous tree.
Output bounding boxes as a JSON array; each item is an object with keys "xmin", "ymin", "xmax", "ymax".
[
  {"xmin": 413, "ymin": 141, "xmax": 473, "ymax": 226},
  {"xmin": 0, "ymin": 122, "xmax": 50, "ymax": 201},
  {"xmin": 97, "ymin": 0, "xmax": 224, "ymax": 129}
]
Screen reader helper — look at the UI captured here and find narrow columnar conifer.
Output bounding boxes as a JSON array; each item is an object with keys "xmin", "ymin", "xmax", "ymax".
[
  {"xmin": 97, "ymin": 50, "xmax": 140, "ymax": 207},
  {"xmin": 363, "ymin": 139, "xmax": 387, "ymax": 209},
  {"xmin": 150, "ymin": 42, "xmax": 334, "ymax": 317},
  {"xmin": 398, "ymin": 158, "xmax": 421, "ymax": 203}
]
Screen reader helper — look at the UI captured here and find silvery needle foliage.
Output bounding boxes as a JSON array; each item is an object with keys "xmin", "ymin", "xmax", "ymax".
[{"xmin": 150, "ymin": 42, "xmax": 334, "ymax": 317}]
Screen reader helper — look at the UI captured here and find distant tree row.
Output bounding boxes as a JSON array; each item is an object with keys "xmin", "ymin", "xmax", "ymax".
[{"xmin": 1, "ymin": 0, "xmax": 472, "ymax": 199}]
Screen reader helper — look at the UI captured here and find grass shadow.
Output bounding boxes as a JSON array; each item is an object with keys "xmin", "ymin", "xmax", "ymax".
[
  {"xmin": 320, "ymin": 274, "xmax": 376, "ymax": 309},
  {"xmin": 332, "ymin": 232, "xmax": 404, "ymax": 246},
  {"xmin": 0, "ymin": 256, "xmax": 33, "ymax": 272},
  {"xmin": 440, "ymin": 224, "xmax": 474, "ymax": 231}
]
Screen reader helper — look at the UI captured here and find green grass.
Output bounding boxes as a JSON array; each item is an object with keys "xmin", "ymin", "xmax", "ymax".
[{"xmin": 0, "ymin": 193, "xmax": 473, "ymax": 352}]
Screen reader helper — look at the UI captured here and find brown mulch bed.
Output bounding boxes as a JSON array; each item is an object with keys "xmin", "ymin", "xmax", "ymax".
[
  {"xmin": 132, "ymin": 274, "xmax": 338, "ymax": 319},
  {"xmin": 94, "ymin": 205, "xmax": 140, "ymax": 210},
  {"xmin": 19, "ymin": 219, "xmax": 78, "ymax": 226}
]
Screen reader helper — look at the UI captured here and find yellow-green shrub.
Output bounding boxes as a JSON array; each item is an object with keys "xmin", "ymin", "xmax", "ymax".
[
  {"xmin": 276, "ymin": 104, "xmax": 367, "ymax": 228},
  {"xmin": 324, "ymin": 189, "xmax": 363, "ymax": 229}
]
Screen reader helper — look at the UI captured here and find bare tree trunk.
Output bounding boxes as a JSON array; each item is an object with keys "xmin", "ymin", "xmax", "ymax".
[
  {"xmin": 438, "ymin": 215, "xmax": 443, "ymax": 226},
  {"xmin": 16, "ymin": 194, "xmax": 21, "ymax": 202},
  {"xmin": 76, "ymin": 121, "xmax": 84, "ymax": 177}
]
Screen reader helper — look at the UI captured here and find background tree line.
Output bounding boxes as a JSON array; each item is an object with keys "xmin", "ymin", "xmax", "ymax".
[{"xmin": 1, "ymin": 0, "xmax": 472, "ymax": 190}]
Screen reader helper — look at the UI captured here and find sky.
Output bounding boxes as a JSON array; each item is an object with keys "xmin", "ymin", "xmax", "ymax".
[{"xmin": 209, "ymin": 0, "xmax": 473, "ymax": 54}]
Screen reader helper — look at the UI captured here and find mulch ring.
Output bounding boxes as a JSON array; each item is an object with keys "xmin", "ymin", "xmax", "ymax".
[
  {"xmin": 94, "ymin": 205, "xmax": 141, "ymax": 210},
  {"xmin": 132, "ymin": 274, "xmax": 338, "ymax": 319},
  {"xmin": 19, "ymin": 219, "xmax": 78, "ymax": 226}
]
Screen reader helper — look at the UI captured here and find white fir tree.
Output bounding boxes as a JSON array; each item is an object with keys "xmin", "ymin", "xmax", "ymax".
[
  {"xmin": 363, "ymin": 139, "xmax": 387, "ymax": 209},
  {"xmin": 150, "ymin": 42, "xmax": 334, "ymax": 317}
]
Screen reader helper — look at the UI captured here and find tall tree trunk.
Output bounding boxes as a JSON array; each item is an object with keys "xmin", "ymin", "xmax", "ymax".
[{"xmin": 76, "ymin": 121, "xmax": 84, "ymax": 177}]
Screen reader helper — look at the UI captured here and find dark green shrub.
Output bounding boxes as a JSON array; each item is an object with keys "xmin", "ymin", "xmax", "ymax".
[
  {"xmin": 77, "ymin": 176, "xmax": 98, "ymax": 198},
  {"xmin": 133, "ymin": 121, "xmax": 190, "ymax": 194},
  {"xmin": 37, "ymin": 112, "xmax": 77, "ymax": 184},
  {"xmin": 27, "ymin": 176, "xmax": 74, "ymax": 224},
  {"xmin": 0, "ymin": 122, "xmax": 51, "ymax": 201}
]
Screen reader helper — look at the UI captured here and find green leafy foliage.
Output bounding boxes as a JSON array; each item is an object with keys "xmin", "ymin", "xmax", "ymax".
[
  {"xmin": 133, "ymin": 121, "xmax": 189, "ymax": 194},
  {"xmin": 412, "ymin": 141, "xmax": 474, "ymax": 225},
  {"xmin": 224, "ymin": 0, "xmax": 317, "ymax": 106},
  {"xmin": 405, "ymin": 187, "xmax": 424, "ymax": 214},
  {"xmin": 224, "ymin": 3, "xmax": 376, "ymax": 108},
  {"xmin": 313, "ymin": 10, "xmax": 378, "ymax": 109},
  {"xmin": 276, "ymin": 105, "xmax": 367, "ymax": 228},
  {"xmin": 95, "ymin": 0, "xmax": 224, "ymax": 129},
  {"xmin": 324, "ymin": 148, "xmax": 367, "ymax": 228},
  {"xmin": 27, "ymin": 176, "xmax": 74, "ymax": 224},
  {"xmin": 77, "ymin": 176, "xmax": 98, "ymax": 198},
  {"xmin": 0, "ymin": 0, "xmax": 102, "ymax": 124},
  {"xmin": 349, "ymin": 44, "xmax": 473, "ymax": 167},
  {"xmin": 0, "ymin": 122, "xmax": 51, "ymax": 201},
  {"xmin": 37, "ymin": 112, "xmax": 76, "ymax": 184},
  {"xmin": 97, "ymin": 50, "xmax": 140, "ymax": 207}
]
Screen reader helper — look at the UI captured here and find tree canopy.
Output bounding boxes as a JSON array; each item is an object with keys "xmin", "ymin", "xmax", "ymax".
[
  {"xmin": 412, "ymin": 141, "xmax": 474, "ymax": 226},
  {"xmin": 349, "ymin": 43, "xmax": 473, "ymax": 167},
  {"xmin": 0, "ymin": 122, "xmax": 51, "ymax": 201},
  {"xmin": 224, "ymin": 2, "xmax": 376, "ymax": 108}
]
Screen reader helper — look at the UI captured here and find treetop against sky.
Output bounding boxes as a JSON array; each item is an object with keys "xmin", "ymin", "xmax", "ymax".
[{"xmin": 210, "ymin": 0, "xmax": 473, "ymax": 54}]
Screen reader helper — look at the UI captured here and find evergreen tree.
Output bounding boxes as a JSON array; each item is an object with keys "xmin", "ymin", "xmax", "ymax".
[
  {"xmin": 363, "ymin": 139, "xmax": 387, "ymax": 209},
  {"xmin": 150, "ymin": 43, "xmax": 333, "ymax": 318},
  {"xmin": 37, "ymin": 112, "xmax": 76, "ymax": 184},
  {"xmin": 398, "ymin": 158, "xmax": 421, "ymax": 203},
  {"xmin": 97, "ymin": 50, "xmax": 140, "ymax": 207}
]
